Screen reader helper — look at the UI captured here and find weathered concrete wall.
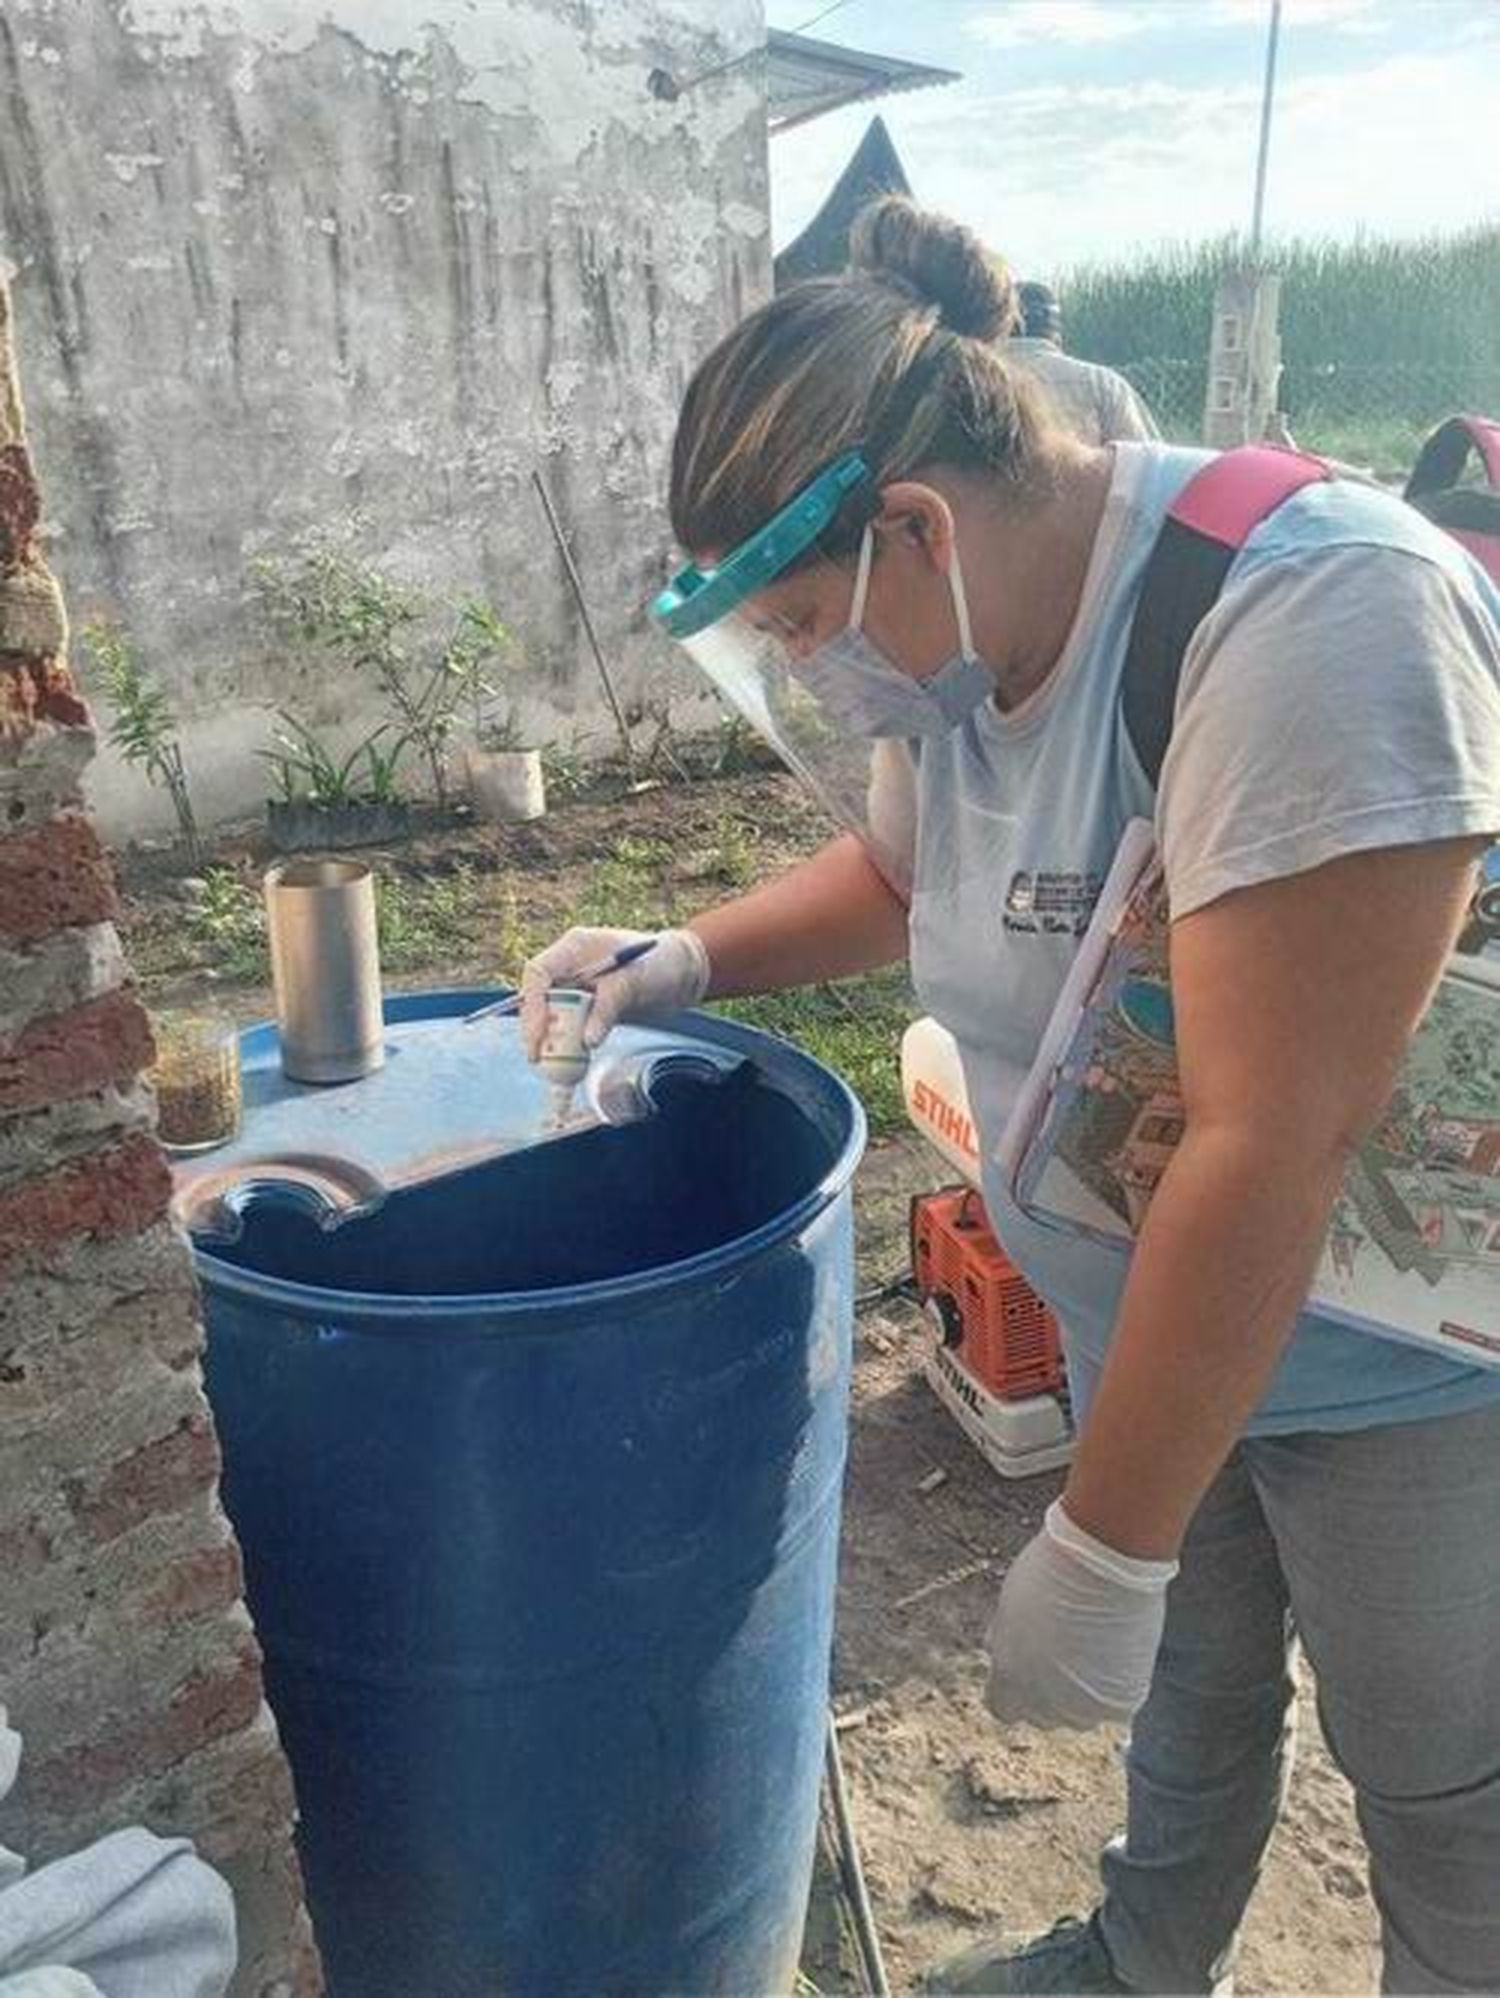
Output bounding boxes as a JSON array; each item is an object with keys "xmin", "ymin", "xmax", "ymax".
[
  {"xmin": 0, "ymin": 275, "xmax": 320, "ymax": 1993},
  {"xmin": 0, "ymin": 0, "xmax": 769, "ymax": 835}
]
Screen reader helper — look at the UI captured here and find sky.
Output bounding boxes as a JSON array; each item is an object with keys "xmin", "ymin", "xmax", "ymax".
[{"xmin": 763, "ymin": 0, "xmax": 1500, "ymax": 278}]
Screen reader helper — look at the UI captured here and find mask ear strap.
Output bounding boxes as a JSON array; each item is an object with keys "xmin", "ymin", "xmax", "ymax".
[
  {"xmin": 848, "ymin": 525, "xmax": 874, "ymax": 632},
  {"xmin": 948, "ymin": 543, "xmax": 975, "ymax": 659}
]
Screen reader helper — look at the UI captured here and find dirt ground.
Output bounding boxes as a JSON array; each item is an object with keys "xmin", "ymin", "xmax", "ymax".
[
  {"xmin": 823, "ymin": 1138, "xmax": 1380, "ymax": 1996},
  {"xmin": 118, "ymin": 771, "xmax": 1381, "ymax": 1995}
]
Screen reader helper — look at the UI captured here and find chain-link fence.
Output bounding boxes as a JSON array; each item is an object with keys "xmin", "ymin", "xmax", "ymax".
[{"xmin": 1119, "ymin": 356, "xmax": 1500, "ymax": 474}]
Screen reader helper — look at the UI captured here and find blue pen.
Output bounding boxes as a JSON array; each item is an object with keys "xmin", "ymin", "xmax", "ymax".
[{"xmin": 462, "ymin": 937, "xmax": 661, "ymax": 1025}]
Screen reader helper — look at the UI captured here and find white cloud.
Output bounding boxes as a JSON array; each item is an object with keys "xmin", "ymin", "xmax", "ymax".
[
  {"xmin": 964, "ymin": 3, "xmax": 1161, "ymax": 49},
  {"xmin": 1205, "ymin": 0, "xmax": 1383, "ymax": 24},
  {"xmin": 770, "ymin": 39, "xmax": 1497, "ymax": 274},
  {"xmin": 963, "ymin": 0, "xmax": 1389, "ymax": 46}
]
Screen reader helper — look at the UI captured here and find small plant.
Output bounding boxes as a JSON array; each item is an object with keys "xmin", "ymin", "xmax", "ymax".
[
  {"xmin": 708, "ymin": 811, "xmax": 757, "ymax": 891},
  {"xmin": 187, "ymin": 867, "xmax": 267, "ymax": 982},
  {"xmin": 253, "ymin": 551, "xmax": 532, "ymax": 813},
  {"xmin": 492, "ymin": 881, "xmax": 535, "ymax": 984},
  {"xmin": 474, "ymin": 709, "xmax": 527, "ymax": 753},
  {"xmin": 362, "ymin": 735, "xmax": 406, "ymax": 806},
  {"xmin": 376, "ymin": 867, "xmax": 482, "ymax": 972},
  {"xmin": 541, "ymin": 737, "xmax": 594, "ymax": 803},
  {"xmin": 452, "ymin": 600, "xmax": 532, "ymax": 751},
  {"xmin": 82, "ymin": 619, "xmax": 202, "ymax": 864},
  {"xmin": 713, "ymin": 711, "xmax": 777, "ymax": 778},
  {"xmin": 258, "ymin": 713, "xmax": 402, "ymax": 809}
]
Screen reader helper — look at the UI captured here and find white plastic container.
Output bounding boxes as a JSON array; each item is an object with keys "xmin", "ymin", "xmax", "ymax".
[{"xmin": 466, "ymin": 746, "xmax": 546, "ymax": 825}]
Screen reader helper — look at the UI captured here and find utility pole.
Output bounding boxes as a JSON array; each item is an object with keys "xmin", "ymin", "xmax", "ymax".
[
  {"xmin": 1249, "ymin": 0, "xmax": 1283, "ymax": 261},
  {"xmin": 1205, "ymin": 0, "xmax": 1286, "ymax": 444}
]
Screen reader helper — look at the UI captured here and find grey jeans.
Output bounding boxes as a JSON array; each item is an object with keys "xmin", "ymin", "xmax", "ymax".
[{"xmin": 1091, "ymin": 1397, "xmax": 1500, "ymax": 1995}]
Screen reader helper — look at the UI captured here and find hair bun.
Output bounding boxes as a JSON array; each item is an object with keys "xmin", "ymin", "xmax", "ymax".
[{"xmin": 848, "ymin": 196, "xmax": 1016, "ymax": 341}]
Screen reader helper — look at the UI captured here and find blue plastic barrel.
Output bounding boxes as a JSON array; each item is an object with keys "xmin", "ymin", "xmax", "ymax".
[{"xmin": 194, "ymin": 995, "xmax": 865, "ymax": 1997}]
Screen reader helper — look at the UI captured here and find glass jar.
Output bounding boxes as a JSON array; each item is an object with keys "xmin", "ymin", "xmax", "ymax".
[{"xmin": 152, "ymin": 1013, "xmax": 243, "ymax": 1153}]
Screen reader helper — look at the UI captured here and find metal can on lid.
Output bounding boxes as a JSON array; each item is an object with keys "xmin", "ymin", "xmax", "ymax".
[{"xmin": 265, "ymin": 858, "xmax": 384, "ymax": 1084}]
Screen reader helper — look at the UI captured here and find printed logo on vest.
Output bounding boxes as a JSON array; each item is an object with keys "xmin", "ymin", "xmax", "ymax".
[{"xmin": 1003, "ymin": 868, "xmax": 1103, "ymax": 936}]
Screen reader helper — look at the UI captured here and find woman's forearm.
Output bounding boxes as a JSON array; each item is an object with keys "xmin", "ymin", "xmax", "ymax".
[
  {"xmin": 689, "ymin": 833, "xmax": 910, "ymax": 998},
  {"xmin": 1061, "ymin": 1121, "xmax": 1348, "ymax": 1560}
]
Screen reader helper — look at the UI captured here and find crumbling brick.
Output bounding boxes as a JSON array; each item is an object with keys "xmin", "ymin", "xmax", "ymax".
[
  {"xmin": 0, "ymin": 655, "xmax": 91, "ymax": 735},
  {"xmin": 0, "ymin": 1079, "xmax": 154, "ymax": 1195},
  {"xmin": 0, "ymin": 919, "xmax": 125, "ymax": 1045},
  {"xmin": 0, "ymin": 987, "xmax": 154, "ymax": 1111},
  {"xmin": 0, "ymin": 1130, "xmax": 171, "ymax": 1270},
  {"xmin": 0, "ymin": 813, "xmax": 117, "ymax": 942},
  {"xmin": 139, "ymin": 1541, "xmax": 246, "ymax": 1623},
  {"xmin": 0, "ymin": 570, "xmax": 67, "ymax": 657},
  {"xmin": 19, "ymin": 1637, "xmax": 265, "ymax": 1820},
  {"xmin": 63, "ymin": 1411, "xmax": 223, "ymax": 1547},
  {"xmin": 0, "ymin": 717, "xmax": 96, "ymax": 830},
  {"xmin": 0, "ymin": 1514, "xmax": 54, "ymax": 1581},
  {"xmin": 0, "ymin": 270, "xmax": 320, "ymax": 1991},
  {"xmin": 0, "ymin": 441, "xmax": 39, "ymax": 569}
]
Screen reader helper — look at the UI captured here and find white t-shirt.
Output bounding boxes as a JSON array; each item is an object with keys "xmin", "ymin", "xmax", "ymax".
[
  {"xmin": 1006, "ymin": 338, "xmax": 1159, "ymax": 446},
  {"xmin": 883, "ymin": 442, "xmax": 1500, "ymax": 1434}
]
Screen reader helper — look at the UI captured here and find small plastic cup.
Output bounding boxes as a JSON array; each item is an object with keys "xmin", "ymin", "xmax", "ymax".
[{"xmin": 152, "ymin": 1013, "xmax": 243, "ymax": 1153}]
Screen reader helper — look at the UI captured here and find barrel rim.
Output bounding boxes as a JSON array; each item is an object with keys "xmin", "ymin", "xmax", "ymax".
[{"xmin": 192, "ymin": 989, "xmax": 867, "ymax": 1328}]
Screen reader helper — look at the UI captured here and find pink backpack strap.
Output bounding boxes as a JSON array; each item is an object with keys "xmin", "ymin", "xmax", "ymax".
[{"xmin": 1168, "ymin": 443, "xmax": 1331, "ymax": 541}]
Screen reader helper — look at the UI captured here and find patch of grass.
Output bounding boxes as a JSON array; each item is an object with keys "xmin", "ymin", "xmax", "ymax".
[
  {"xmin": 1292, "ymin": 412, "xmax": 1434, "ymax": 476},
  {"xmin": 375, "ymin": 867, "xmax": 487, "ymax": 973},
  {"xmin": 568, "ymin": 818, "xmax": 914, "ymax": 1133},
  {"xmin": 187, "ymin": 868, "xmax": 267, "ymax": 983},
  {"xmin": 541, "ymin": 739, "xmax": 596, "ymax": 804},
  {"xmin": 716, "ymin": 967, "xmax": 915, "ymax": 1138},
  {"xmin": 707, "ymin": 811, "xmax": 758, "ymax": 892},
  {"xmin": 490, "ymin": 882, "xmax": 538, "ymax": 985},
  {"xmin": 574, "ymin": 836, "xmax": 678, "ymax": 930}
]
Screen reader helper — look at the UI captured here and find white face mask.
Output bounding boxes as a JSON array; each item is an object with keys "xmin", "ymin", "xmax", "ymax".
[{"xmin": 796, "ymin": 524, "xmax": 996, "ymax": 738}]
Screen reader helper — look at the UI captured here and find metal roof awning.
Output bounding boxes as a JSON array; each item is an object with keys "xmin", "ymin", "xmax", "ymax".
[{"xmin": 766, "ymin": 29, "xmax": 960, "ymax": 134}]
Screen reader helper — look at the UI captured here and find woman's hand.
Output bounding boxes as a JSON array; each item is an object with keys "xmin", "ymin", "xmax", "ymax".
[
  {"xmin": 519, "ymin": 927, "xmax": 710, "ymax": 1057},
  {"xmin": 984, "ymin": 1500, "xmax": 1176, "ymax": 1730}
]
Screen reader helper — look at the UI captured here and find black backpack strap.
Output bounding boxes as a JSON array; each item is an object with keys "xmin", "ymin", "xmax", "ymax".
[
  {"xmin": 1122, "ymin": 446, "xmax": 1331, "ymax": 789},
  {"xmin": 1404, "ymin": 414, "xmax": 1500, "ymax": 503}
]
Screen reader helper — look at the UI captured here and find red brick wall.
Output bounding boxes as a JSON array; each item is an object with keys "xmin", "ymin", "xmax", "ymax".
[{"xmin": 0, "ymin": 280, "xmax": 320, "ymax": 1992}]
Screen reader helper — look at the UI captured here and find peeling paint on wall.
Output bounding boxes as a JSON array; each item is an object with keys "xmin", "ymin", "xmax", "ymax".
[{"xmin": 0, "ymin": 0, "xmax": 770, "ymax": 833}]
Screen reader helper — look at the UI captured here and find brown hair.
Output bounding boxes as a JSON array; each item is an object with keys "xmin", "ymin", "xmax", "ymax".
[{"xmin": 669, "ymin": 197, "xmax": 1054, "ymax": 561}]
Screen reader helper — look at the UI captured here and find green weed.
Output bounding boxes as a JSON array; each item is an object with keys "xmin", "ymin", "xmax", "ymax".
[
  {"xmin": 376, "ymin": 868, "xmax": 486, "ymax": 973},
  {"xmin": 707, "ymin": 812, "xmax": 758, "ymax": 892},
  {"xmin": 187, "ymin": 869, "xmax": 266, "ymax": 982},
  {"xmin": 575, "ymin": 836, "xmax": 677, "ymax": 930},
  {"xmin": 717, "ymin": 968, "xmax": 915, "ymax": 1138}
]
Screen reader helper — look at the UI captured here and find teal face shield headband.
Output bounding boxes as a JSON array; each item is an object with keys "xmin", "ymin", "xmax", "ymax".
[
  {"xmin": 651, "ymin": 451, "xmax": 871, "ymax": 638},
  {"xmin": 646, "ymin": 449, "xmax": 921, "ymax": 897}
]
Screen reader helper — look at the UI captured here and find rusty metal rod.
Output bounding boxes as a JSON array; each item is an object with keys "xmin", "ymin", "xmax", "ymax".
[{"xmin": 531, "ymin": 466, "xmax": 637, "ymax": 780}]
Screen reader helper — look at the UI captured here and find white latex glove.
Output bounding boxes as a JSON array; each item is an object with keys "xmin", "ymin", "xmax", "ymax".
[
  {"xmin": 519, "ymin": 926, "xmax": 712, "ymax": 1059},
  {"xmin": 984, "ymin": 1499, "xmax": 1178, "ymax": 1731}
]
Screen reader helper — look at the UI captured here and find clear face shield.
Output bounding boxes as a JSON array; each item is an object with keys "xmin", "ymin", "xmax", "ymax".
[{"xmin": 651, "ymin": 452, "xmax": 915, "ymax": 898}]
